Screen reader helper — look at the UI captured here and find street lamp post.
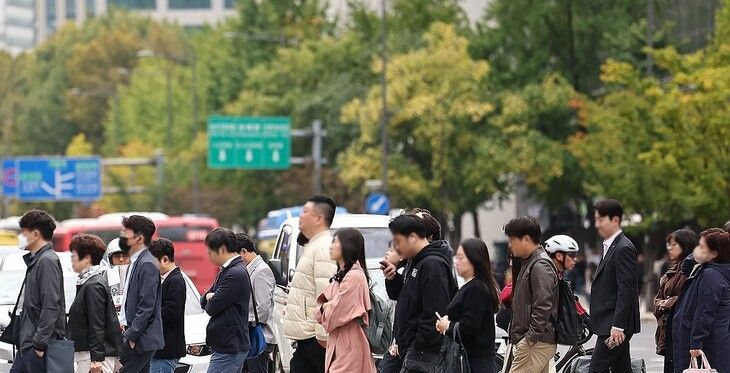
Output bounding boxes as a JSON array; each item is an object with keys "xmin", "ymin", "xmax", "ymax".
[{"xmin": 380, "ymin": 0, "xmax": 389, "ymax": 194}]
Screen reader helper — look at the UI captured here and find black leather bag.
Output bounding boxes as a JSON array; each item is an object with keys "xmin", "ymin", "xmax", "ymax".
[
  {"xmin": 0, "ymin": 271, "xmax": 27, "ymax": 345},
  {"xmin": 441, "ymin": 322, "xmax": 471, "ymax": 373}
]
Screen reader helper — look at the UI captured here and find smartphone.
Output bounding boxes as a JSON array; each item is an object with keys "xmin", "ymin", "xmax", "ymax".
[{"xmin": 379, "ymin": 260, "xmax": 389, "ymax": 269}]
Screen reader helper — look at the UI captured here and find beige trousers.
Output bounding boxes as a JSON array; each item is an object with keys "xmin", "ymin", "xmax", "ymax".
[
  {"xmin": 509, "ymin": 339, "xmax": 557, "ymax": 373},
  {"xmin": 74, "ymin": 351, "xmax": 117, "ymax": 373}
]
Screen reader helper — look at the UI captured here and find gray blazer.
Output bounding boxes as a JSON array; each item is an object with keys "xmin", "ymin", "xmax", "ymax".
[
  {"xmin": 246, "ymin": 255, "xmax": 277, "ymax": 344},
  {"xmin": 123, "ymin": 249, "xmax": 164, "ymax": 352}
]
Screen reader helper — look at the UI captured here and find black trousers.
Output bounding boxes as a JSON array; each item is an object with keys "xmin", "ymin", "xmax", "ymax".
[
  {"xmin": 9, "ymin": 348, "xmax": 45, "ymax": 373},
  {"xmin": 289, "ymin": 338, "xmax": 325, "ymax": 373},
  {"xmin": 589, "ymin": 335, "xmax": 632, "ymax": 373},
  {"xmin": 243, "ymin": 343, "xmax": 276, "ymax": 373},
  {"xmin": 119, "ymin": 342, "xmax": 156, "ymax": 373},
  {"xmin": 378, "ymin": 350, "xmax": 402, "ymax": 373},
  {"xmin": 469, "ymin": 357, "xmax": 496, "ymax": 373}
]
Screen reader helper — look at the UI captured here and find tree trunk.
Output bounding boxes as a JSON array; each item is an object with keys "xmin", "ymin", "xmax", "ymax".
[{"xmin": 472, "ymin": 207, "xmax": 481, "ymax": 238}]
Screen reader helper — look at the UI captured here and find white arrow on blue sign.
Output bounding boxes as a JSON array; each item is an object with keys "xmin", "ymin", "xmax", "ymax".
[
  {"xmin": 365, "ymin": 192, "xmax": 391, "ymax": 215},
  {"xmin": 13, "ymin": 157, "xmax": 102, "ymax": 202}
]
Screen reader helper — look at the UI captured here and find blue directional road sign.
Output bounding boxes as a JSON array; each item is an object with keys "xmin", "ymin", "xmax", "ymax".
[
  {"xmin": 365, "ymin": 192, "xmax": 391, "ymax": 215},
  {"xmin": 2, "ymin": 159, "xmax": 17, "ymax": 197},
  {"xmin": 16, "ymin": 157, "xmax": 102, "ymax": 201}
]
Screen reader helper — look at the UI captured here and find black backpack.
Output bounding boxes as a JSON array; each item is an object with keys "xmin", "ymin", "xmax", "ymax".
[
  {"xmin": 554, "ymin": 276, "xmax": 581, "ymax": 345},
  {"xmin": 529, "ymin": 258, "xmax": 582, "ymax": 346}
]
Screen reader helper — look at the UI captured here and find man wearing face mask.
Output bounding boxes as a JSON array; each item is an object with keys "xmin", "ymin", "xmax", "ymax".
[
  {"xmin": 8, "ymin": 210, "xmax": 66, "ymax": 373},
  {"xmin": 118, "ymin": 215, "xmax": 164, "ymax": 373}
]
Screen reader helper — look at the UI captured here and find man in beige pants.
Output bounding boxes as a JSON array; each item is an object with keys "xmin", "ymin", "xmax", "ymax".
[{"xmin": 503, "ymin": 216, "xmax": 558, "ymax": 373}]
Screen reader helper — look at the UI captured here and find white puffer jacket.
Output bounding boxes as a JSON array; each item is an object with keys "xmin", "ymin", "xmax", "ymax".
[{"xmin": 283, "ymin": 230, "xmax": 337, "ymax": 341}]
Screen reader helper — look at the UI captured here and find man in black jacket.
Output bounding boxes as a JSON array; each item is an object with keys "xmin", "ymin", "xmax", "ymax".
[
  {"xmin": 379, "ymin": 210, "xmax": 443, "ymax": 373},
  {"xmin": 149, "ymin": 238, "xmax": 187, "ymax": 373},
  {"xmin": 381, "ymin": 214, "xmax": 456, "ymax": 373},
  {"xmin": 9, "ymin": 210, "xmax": 66, "ymax": 373},
  {"xmin": 589, "ymin": 199, "xmax": 640, "ymax": 373},
  {"xmin": 201, "ymin": 228, "xmax": 251, "ymax": 373}
]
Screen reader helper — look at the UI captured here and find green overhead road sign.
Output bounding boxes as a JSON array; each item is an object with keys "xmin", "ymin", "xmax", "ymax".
[{"xmin": 207, "ymin": 116, "xmax": 291, "ymax": 169}]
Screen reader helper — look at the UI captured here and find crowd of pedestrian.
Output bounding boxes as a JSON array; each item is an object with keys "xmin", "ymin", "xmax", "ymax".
[{"xmin": 2, "ymin": 195, "xmax": 728, "ymax": 373}]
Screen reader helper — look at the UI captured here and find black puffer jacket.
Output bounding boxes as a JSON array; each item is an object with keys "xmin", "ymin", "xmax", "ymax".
[
  {"xmin": 68, "ymin": 271, "xmax": 122, "ymax": 361},
  {"xmin": 385, "ymin": 240, "xmax": 457, "ymax": 354}
]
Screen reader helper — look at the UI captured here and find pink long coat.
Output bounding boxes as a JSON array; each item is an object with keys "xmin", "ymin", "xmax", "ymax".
[{"xmin": 316, "ymin": 262, "xmax": 376, "ymax": 373}]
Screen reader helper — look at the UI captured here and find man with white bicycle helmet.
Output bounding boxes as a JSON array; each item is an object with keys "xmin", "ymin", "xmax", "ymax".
[
  {"xmin": 104, "ymin": 237, "xmax": 130, "ymax": 267},
  {"xmin": 545, "ymin": 234, "xmax": 580, "ymax": 274}
]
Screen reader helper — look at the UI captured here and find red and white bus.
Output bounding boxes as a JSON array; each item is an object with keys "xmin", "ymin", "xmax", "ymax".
[{"xmin": 52, "ymin": 213, "xmax": 219, "ymax": 293}]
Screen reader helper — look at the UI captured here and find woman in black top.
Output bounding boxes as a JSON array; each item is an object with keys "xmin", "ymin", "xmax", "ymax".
[
  {"xmin": 436, "ymin": 238, "xmax": 500, "ymax": 373},
  {"xmin": 69, "ymin": 234, "xmax": 122, "ymax": 373}
]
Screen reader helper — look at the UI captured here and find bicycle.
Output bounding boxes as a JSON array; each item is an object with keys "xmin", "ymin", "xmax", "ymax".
[{"xmin": 494, "ymin": 321, "xmax": 593, "ymax": 373}]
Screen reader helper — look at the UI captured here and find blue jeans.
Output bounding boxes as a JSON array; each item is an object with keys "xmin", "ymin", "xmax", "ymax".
[
  {"xmin": 207, "ymin": 351, "xmax": 248, "ymax": 373},
  {"xmin": 150, "ymin": 358, "xmax": 178, "ymax": 373}
]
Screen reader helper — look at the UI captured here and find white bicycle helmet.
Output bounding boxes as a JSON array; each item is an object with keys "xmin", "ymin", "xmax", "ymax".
[
  {"xmin": 103, "ymin": 238, "xmax": 122, "ymax": 267},
  {"xmin": 544, "ymin": 234, "xmax": 579, "ymax": 254}
]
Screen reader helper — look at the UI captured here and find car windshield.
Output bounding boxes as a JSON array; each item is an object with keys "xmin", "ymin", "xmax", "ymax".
[{"xmin": 0, "ymin": 270, "xmax": 77, "ymax": 313}]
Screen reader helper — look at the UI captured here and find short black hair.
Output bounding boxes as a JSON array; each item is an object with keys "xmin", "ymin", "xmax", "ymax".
[
  {"xmin": 206, "ymin": 227, "xmax": 237, "ymax": 253},
  {"xmin": 595, "ymin": 199, "xmax": 624, "ymax": 223},
  {"xmin": 235, "ymin": 233, "xmax": 256, "ymax": 253},
  {"xmin": 70, "ymin": 234, "xmax": 106, "ymax": 265},
  {"xmin": 149, "ymin": 238, "xmax": 175, "ymax": 262},
  {"xmin": 407, "ymin": 208, "xmax": 442, "ymax": 241},
  {"xmin": 389, "ymin": 214, "xmax": 427, "ymax": 238},
  {"xmin": 19, "ymin": 209, "xmax": 56, "ymax": 240},
  {"xmin": 122, "ymin": 215, "xmax": 156, "ymax": 245},
  {"xmin": 306, "ymin": 195, "xmax": 336, "ymax": 227},
  {"xmin": 504, "ymin": 216, "xmax": 542, "ymax": 244}
]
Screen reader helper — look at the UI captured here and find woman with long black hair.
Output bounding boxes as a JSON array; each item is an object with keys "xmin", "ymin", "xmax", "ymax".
[
  {"xmin": 436, "ymin": 238, "xmax": 500, "ymax": 373},
  {"xmin": 316, "ymin": 228, "xmax": 376, "ymax": 373}
]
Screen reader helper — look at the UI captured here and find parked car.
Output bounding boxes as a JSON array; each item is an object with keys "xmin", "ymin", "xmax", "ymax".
[
  {"xmin": 267, "ymin": 214, "xmax": 393, "ymax": 373},
  {"xmin": 0, "ymin": 253, "xmax": 212, "ymax": 373}
]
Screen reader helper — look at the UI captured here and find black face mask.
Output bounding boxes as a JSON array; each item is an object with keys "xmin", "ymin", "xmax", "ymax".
[{"xmin": 118, "ymin": 236, "xmax": 132, "ymax": 253}]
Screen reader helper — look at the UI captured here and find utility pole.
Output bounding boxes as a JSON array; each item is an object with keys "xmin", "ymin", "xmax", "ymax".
[
  {"xmin": 647, "ymin": 0, "xmax": 654, "ymax": 76},
  {"xmin": 380, "ymin": 0, "xmax": 388, "ymax": 194},
  {"xmin": 165, "ymin": 66, "xmax": 174, "ymax": 152},
  {"xmin": 312, "ymin": 120, "xmax": 323, "ymax": 194}
]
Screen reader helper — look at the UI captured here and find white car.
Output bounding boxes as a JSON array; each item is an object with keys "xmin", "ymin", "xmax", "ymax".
[
  {"xmin": 0, "ymin": 252, "xmax": 211, "ymax": 373},
  {"xmin": 267, "ymin": 214, "xmax": 394, "ymax": 373}
]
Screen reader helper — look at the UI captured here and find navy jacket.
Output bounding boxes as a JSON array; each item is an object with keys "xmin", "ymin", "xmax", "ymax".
[
  {"xmin": 155, "ymin": 267, "xmax": 187, "ymax": 359},
  {"xmin": 200, "ymin": 256, "xmax": 251, "ymax": 354},
  {"xmin": 672, "ymin": 262, "xmax": 730, "ymax": 372},
  {"xmin": 123, "ymin": 249, "xmax": 165, "ymax": 352},
  {"xmin": 589, "ymin": 232, "xmax": 641, "ymax": 336}
]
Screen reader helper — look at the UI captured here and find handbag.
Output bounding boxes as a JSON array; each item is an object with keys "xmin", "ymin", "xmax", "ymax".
[
  {"xmin": 0, "ymin": 270, "xmax": 27, "ymax": 345},
  {"xmin": 441, "ymin": 322, "xmax": 470, "ymax": 373},
  {"xmin": 45, "ymin": 338, "xmax": 75, "ymax": 373},
  {"xmin": 245, "ymin": 273, "xmax": 267, "ymax": 360},
  {"xmin": 400, "ymin": 337, "xmax": 450, "ymax": 373},
  {"xmin": 683, "ymin": 351, "xmax": 719, "ymax": 373}
]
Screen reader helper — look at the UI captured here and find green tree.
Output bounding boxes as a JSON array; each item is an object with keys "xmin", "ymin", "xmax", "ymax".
[
  {"xmin": 339, "ymin": 23, "xmax": 502, "ymax": 240},
  {"xmin": 568, "ymin": 2, "xmax": 730, "ymax": 226},
  {"xmin": 470, "ymin": 0, "xmax": 653, "ymax": 93}
]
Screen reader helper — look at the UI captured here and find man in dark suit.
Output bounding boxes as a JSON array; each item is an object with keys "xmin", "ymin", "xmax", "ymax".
[
  {"xmin": 149, "ymin": 238, "xmax": 187, "ymax": 373},
  {"xmin": 201, "ymin": 228, "xmax": 251, "ymax": 373},
  {"xmin": 119, "ymin": 215, "xmax": 165, "ymax": 373},
  {"xmin": 589, "ymin": 199, "xmax": 641, "ymax": 373}
]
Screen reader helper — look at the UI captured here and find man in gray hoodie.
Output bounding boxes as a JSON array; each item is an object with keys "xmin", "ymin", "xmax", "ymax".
[{"xmin": 9, "ymin": 210, "xmax": 67, "ymax": 373}]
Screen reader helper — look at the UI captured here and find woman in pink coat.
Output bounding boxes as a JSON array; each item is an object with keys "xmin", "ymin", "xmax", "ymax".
[{"xmin": 316, "ymin": 227, "xmax": 376, "ymax": 373}]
